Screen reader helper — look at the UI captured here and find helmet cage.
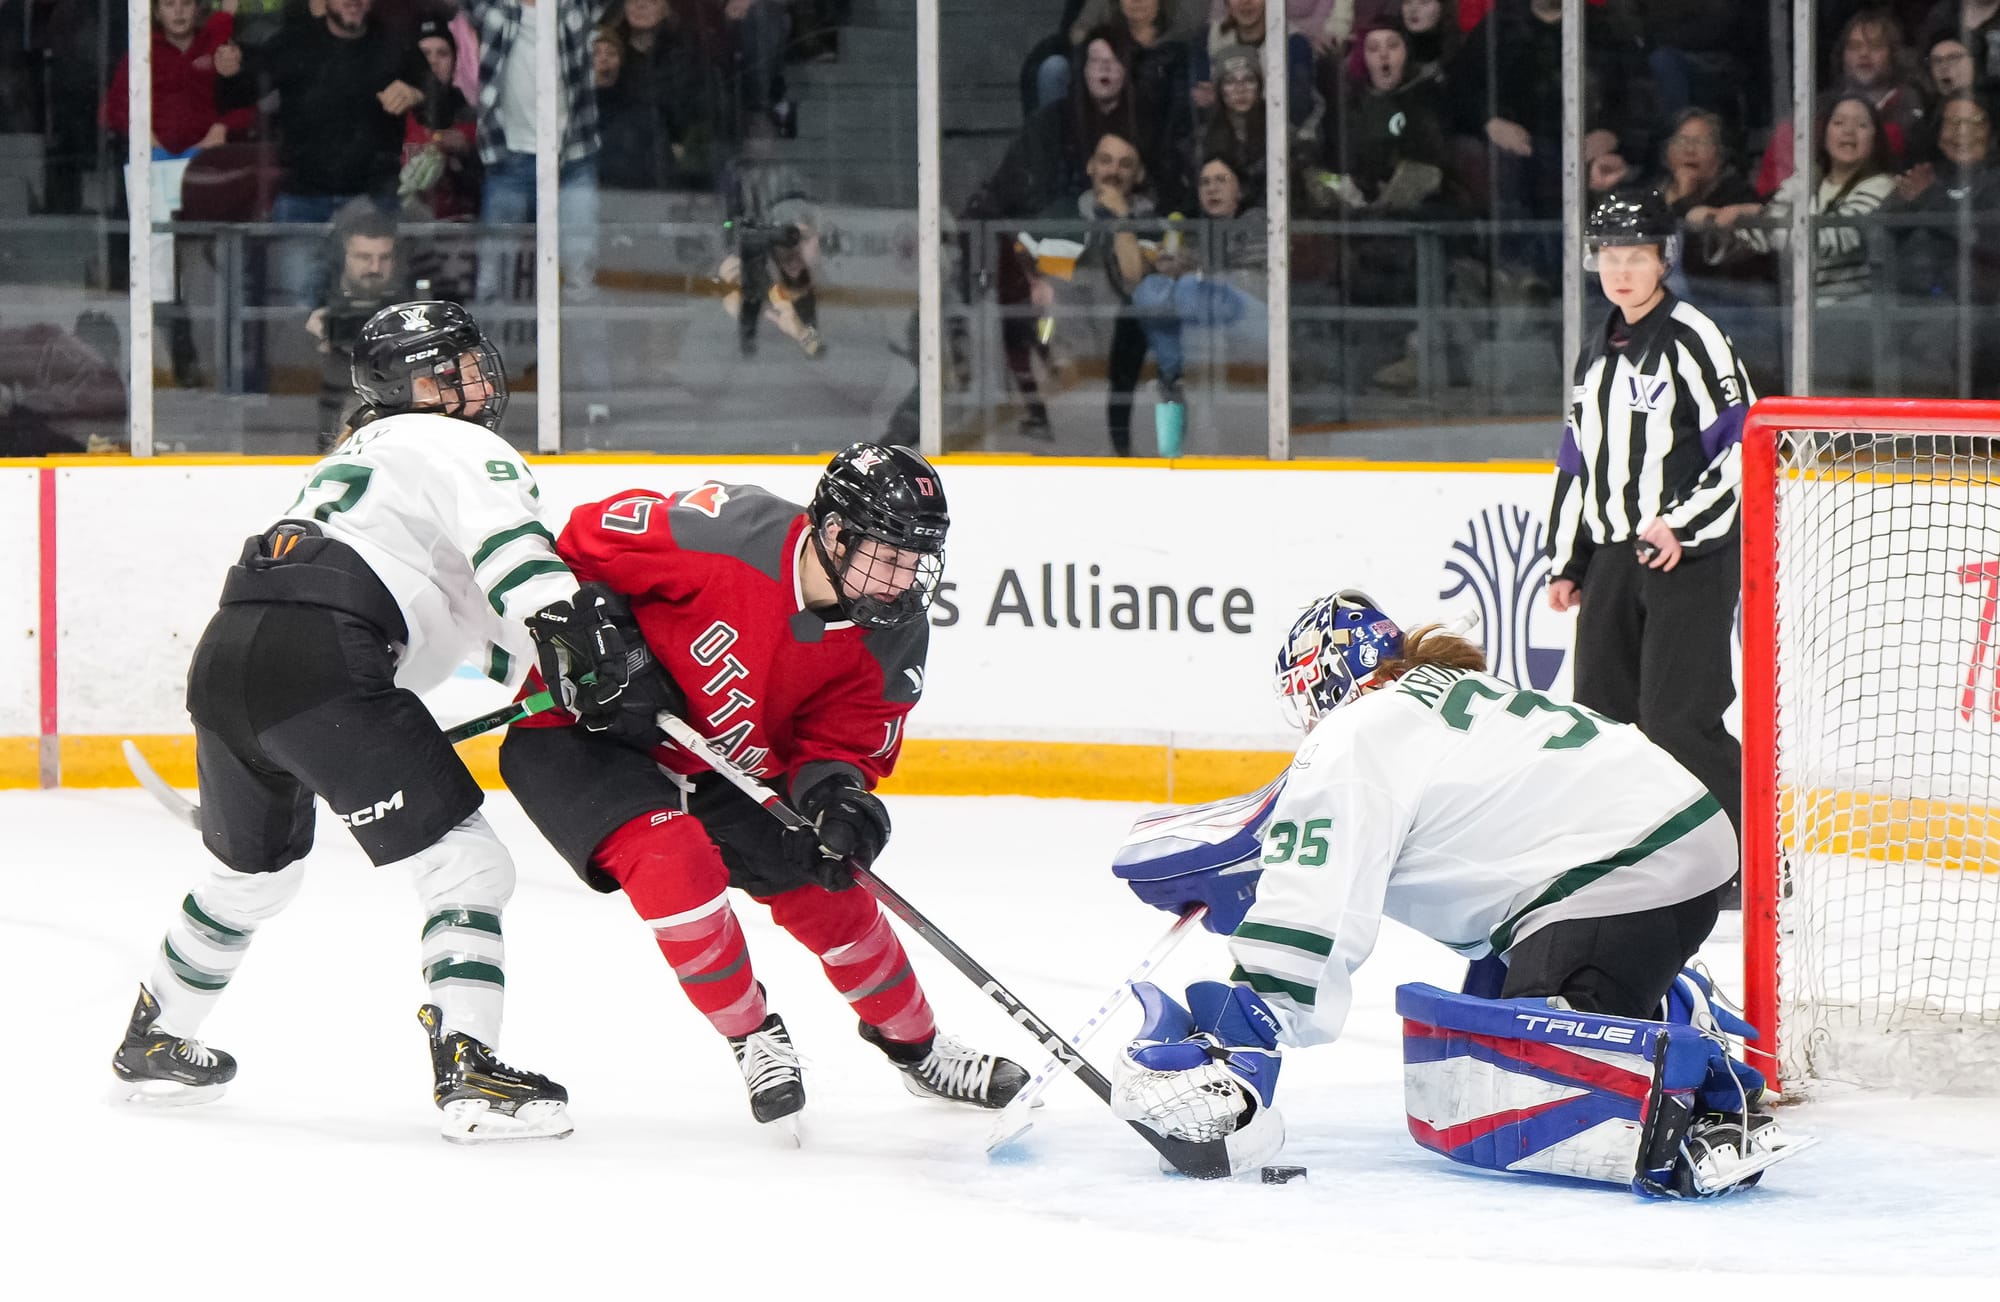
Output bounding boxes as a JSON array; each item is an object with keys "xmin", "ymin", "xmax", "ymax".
[
  {"xmin": 811, "ymin": 513, "xmax": 946, "ymax": 630},
  {"xmin": 1272, "ymin": 589, "xmax": 1405, "ymax": 729}
]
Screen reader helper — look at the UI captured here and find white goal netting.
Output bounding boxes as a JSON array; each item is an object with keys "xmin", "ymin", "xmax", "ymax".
[{"xmin": 1770, "ymin": 430, "xmax": 2000, "ymax": 1093}]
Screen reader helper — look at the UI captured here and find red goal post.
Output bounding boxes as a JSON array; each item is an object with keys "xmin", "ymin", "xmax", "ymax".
[{"xmin": 1742, "ymin": 397, "xmax": 2000, "ymax": 1095}]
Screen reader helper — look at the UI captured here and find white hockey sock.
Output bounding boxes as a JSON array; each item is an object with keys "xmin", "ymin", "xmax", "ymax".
[
  {"xmin": 148, "ymin": 861, "xmax": 305, "ymax": 1036},
  {"xmin": 408, "ymin": 814, "xmax": 515, "ymax": 1048}
]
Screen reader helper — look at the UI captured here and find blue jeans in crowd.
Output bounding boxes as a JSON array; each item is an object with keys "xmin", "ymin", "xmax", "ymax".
[
  {"xmin": 478, "ymin": 152, "xmax": 611, "ymax": 394},
  {"xmin": 1131, "ymin": 272, "xmax": 1260, "ymax": 385}
]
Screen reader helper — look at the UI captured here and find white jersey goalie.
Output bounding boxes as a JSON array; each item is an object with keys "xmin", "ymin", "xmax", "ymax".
[{"xmin": 1108, "ymin": 588, "xmax": 1811, "ymax": 1196}]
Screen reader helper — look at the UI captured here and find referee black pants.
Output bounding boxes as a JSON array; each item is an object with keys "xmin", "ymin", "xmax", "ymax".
[{"xmin": 1571, "ymin": 538, "xmax": 1742, "ymax": 839}]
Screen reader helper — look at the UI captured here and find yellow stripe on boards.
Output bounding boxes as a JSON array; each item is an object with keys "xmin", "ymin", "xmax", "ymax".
[
  {"xmin": 0, "ymin": 737, "xmax": 38, "ymax": 788},
  {"xmin": 1780, "ymin": 788, "xmax": 2000, "ymax": 871},
  {"xmin": 0, "ymin": 453, "xmax": 1553, "ymax": 474},
  {"xmin": 17, "ymin": 733, "xmax": 1292, "ymax": 807}
]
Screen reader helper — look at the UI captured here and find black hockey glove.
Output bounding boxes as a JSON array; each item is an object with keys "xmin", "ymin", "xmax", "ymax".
[
  {"xmin": 528, "ymin": 584, "xmax": 685, "ymax": 747},
  {"xmin": 787, "ymin": 775, "xmax": 891, "ymax": 892}
]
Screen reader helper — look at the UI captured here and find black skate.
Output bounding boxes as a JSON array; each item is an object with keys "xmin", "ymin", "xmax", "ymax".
[
  {"xmin": 859, "ymin": 1021, "xmax": 1029, "ymax": 1109},
  {"xmin": 729, "ymin": 1011, "xmax": 805, "ymax": 1137},
  {"xmin": 111, "ymin": 984, "xmax": 236, "ymax": 1105},
  {"xmin": 418, "ymin": 1005, "xmax": 572, "ymax": 1144}
]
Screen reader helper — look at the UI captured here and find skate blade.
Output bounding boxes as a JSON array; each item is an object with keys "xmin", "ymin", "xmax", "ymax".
[
  {"xmin": 1692, "ymin": 1132, "xmax": 1819, "ymax": 1195},
  {"xmin": 986, "ymin": 1115, "xmax": 1035, "ymax": 1154},
  {"xmin": 110, "ymin": 1078, "xmax": 228, "ymax": 1108},
  {"xmin": 439, "ymin": 1098, "xmax": 574, "ymax": 1144},
  {"xmin": 765, "ymin": 1113, "xmax": 803, "ymax": 1148}
]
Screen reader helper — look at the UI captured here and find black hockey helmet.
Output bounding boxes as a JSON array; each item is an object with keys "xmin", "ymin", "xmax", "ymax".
[
  {"xmin": 351, "ymin": 300, "xmax": 508, "ymax": 432},
  {"xmin": 808, "ymin": 443, "xmax": 950, "ymax": 629},
  {"xmin": 1584, "ymin": 188, "xmax": 1680, "ymax": 272}
]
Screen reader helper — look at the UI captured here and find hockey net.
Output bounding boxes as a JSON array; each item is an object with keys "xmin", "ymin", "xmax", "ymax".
[{"xmin": 1744, "ymin": 398, "xmax": 2000, "ymax": 1096}]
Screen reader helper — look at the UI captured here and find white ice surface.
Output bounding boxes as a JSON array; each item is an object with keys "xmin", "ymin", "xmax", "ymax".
[{"xmin": 7, "ymin": 790, "xmax": 1999, "ymax": 1298}]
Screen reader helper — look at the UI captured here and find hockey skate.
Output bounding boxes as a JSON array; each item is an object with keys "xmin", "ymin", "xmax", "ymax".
[
  {"xmin": 111, "ymin": 984, "xmax": 237, "ymax": 1105},
  {"xmin": 417, "ymin": 1005, "xmax": 572, "ymax": 1144},
  {"xmin": 1675, "ymin": 1110, "xmax": 1818, "ymax": 1197},
  {"xmin": 859, "ymin": 1021, "xmax": 1029, "ymax": 1109},
  {"xmin": 728, "ymin": 1011, "xmax": 804, "ymax": 1142}
]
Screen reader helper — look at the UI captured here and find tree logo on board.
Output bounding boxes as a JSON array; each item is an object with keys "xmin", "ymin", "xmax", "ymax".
[{"xmin": 1441, "ymin": 507, "xmax": 1565, "ymax": 690}]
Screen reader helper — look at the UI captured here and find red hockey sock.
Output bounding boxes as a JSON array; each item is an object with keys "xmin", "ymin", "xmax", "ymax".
[
  {"xmin": 767, "ymin": 885, "xmax": 935, "ymax": 1045},
  {"xmin": 596, "ymin": 811, "xmax": 767, "ymax": 1037}
]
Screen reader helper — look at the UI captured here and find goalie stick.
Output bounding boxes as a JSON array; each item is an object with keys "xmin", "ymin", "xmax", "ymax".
[
  {"xmin": 653, "ymin": 710, "xmax": 1234, "ymax": 1180},
  {"xmin": 985, "ymin": 904, "xmax": 1206, "ymax": 1155},
  {"xmin": 121, "ymin": 690, "xmax": 560, "ymax": 830}
]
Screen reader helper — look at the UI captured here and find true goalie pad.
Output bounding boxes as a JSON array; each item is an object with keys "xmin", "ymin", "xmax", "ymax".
[
  {"xmin": 1395, "ymin": 984, "xmax": 1804, "ymax": 1198},
  {"xmin": 1112, "ymin": 777, "xmax": 1285, "ymax": 935}
]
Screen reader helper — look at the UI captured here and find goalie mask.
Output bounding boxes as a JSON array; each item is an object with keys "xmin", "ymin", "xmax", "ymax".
[
  {"xmin": 809, "ymin": 443, "xmax": 949, "ymax": 630},
  {"xmin": 351, "ymin": 300, "xmax": 508, "ymax": 433},
  {"xmin": 1273, "ymin": 589, "xmax": 1404, "ymax": 729}
]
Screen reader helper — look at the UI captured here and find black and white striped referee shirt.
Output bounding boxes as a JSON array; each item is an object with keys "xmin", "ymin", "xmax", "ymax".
[{"xmin": 1547, "ymin": 289, "xmax": 1755, "ymax": 584}]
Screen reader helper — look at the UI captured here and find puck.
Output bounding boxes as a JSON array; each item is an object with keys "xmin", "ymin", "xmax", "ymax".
[{"xmin": 1260, "ymin": 1164, "xmax": 1308, "ymax": 1185}]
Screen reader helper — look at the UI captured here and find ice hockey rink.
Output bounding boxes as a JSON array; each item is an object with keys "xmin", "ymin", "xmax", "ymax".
[{"xmin": 8, "ymin": 787, "xmax": 1999, "ymax": 1297}]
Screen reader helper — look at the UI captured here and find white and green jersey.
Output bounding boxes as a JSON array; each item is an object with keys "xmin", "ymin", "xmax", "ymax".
[
  {"xmin": 1231, "ymin": 666, "xmax": 1735, "ymax": 1048},
  {"xmin": 281, "ymin": 413, "xmax": 574, "ymax": 695}
]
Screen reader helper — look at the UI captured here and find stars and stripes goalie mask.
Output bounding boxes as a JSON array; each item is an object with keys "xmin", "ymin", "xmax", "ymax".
[
  {"xmin": 1273, "ymin": 589, "xmax": 1404, "ymax": 730},
  {"xmin": 809, "ymin": 443, "xmax": 949, "ymax": 630}
]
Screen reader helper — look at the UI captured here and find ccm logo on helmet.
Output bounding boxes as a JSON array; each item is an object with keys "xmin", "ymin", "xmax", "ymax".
[{"xmin": 404, "ymin": 347, "xmax": 441, "ymax": 363}]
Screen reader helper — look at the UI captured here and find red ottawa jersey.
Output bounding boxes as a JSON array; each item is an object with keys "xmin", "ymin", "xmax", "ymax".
[{"xmin": 530, "ymin": 482, "xmax": 929, "ymax": 795}]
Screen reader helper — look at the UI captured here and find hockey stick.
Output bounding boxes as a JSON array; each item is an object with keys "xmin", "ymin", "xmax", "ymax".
[
  {"xmin": 653, "ymin": 710, "xmax": 1234, "ymax": 1179},
  {"xmin": 120, "ymin": 689, "xmax": 560, "ymax": 830},
  {"xmin": 985, "ymin": 904, "xmax": 1206, "ymax": 1155}
]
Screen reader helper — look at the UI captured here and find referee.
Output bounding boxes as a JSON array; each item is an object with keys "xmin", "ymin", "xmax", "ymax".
[{"xmin": 1546, "ymin": 189, "xmax": 1753, "ymax": 871}]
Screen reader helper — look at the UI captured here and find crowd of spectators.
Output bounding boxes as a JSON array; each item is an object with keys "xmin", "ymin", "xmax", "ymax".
[{"xmin": 963, "ymin": 0, "xmax": 2000, "ymax": 451}]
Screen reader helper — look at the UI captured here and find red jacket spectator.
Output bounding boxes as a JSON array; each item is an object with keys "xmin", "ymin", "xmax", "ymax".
[{"xmin": 101, "ymin": 3, "xmax": 255, "ymax": 153}]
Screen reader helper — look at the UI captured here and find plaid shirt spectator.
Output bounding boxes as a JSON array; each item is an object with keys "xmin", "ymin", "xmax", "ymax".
[{"xmin": 463, "ymin": 0, "xmax": 600, "ymax": 167}]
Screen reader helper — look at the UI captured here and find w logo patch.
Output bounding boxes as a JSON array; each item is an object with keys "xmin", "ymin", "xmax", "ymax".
[{"xmin": 1626, "ymin": 375, "xmax": 1671, "ymax": 412}]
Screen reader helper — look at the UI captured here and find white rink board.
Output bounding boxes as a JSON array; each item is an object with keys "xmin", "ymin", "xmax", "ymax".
[
  {"xmin": 0, "ymin": 470, "xmax": 40, "ymax": 735},
  {"xmin": 51, "ymin": 461, "xmax": 1581, "ymax": 740}
]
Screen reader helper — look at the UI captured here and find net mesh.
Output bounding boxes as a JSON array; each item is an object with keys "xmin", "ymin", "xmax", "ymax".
[{"xmin": 1772, "ymin": 430, "xmax": 2000, "ymax": 1092}]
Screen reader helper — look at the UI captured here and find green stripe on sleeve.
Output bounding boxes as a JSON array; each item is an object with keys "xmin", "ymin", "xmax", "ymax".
[
  {"xmin": 1230, "ymin": 965, "xmax": 1317, "ymax": 1008},
  {"xmin": 471, "ymin": 521, "xmax": 557, "ymax": 570},
  {"xmin": 484, "ymin": 645, "xmax": 511, "ymax": 684},
  {"xmin": 1489, "ymin": 792, "xmax": 1723, "ymax": 954},
  {"xmin": 1234, "ymin": 922, "xmax": 1335, "ymax": 957},
  {"xmin": 486, "ymin": 559, "xmax": 570, "ymax": 615}
]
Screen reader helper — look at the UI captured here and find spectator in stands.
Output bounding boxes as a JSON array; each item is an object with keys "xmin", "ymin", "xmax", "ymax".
[
  {"xmin": 1192, "ymin": 0, "xmax": 1318, "ymax": 131},
  {"xmin": 1658, "ymin": 108, "xmax": 1761, "ymax": 225},
  {"xmin": 1926, "ymin": 31, "xmax": 1981, "ymax": 98},
  {"xmin": 1920, "ymin": 0, "xmax": 2000, "ymax": 96},
  {"xmin": 214, "ymin": 0, "xmax": 426, "ymax": 299},
  {"xmin": 103, "ymin": 0, "xmax": 253, "ymax": 156},
  {"xmin": 1036, "ymin": 7, "xmax": 1199, "ymax": 206},
  {"xmin": 1396, "ymin": 0, "xmax": 1460, "ymax": 80},
  {"xmin": 399, "ymin": 14, "xmax": 480, "ymax": 219},
  {"xmin": 723, "ymin": 0, "xmax": 792, "ymax": 135},
  {"xmin": 1036, "ymin": 0, "xmax": 1209, "ymax": 111},
  {"xmin": 1130, "ymin": 155, "xmax": 1266, "ymax": 454},
  {"xmin": 1886, "ymin": 89, "xmax": 2000, "ymax": 395},
  {"xmin": 593, "ymin": 25, "xmax": 661, "ymax": 190},
  {"xmin": 1324, "ymin": 19, "xmax": 1449, "ymax": 213},
  {"xmin": 462, "ymin": 0, "xmax": 610, "ymax": 403},
  {"xmin": 1021, "ymin": 131, "xmax": 1160, "ymax": 456},
  {"xmin": 102, "ymin": 0, "xmax": 256, "ymax": 388},
  {"xmin": 305, "ymin": 201, "xmax": 405, "ymax": 444},
  {"xmin": 1202, "ymin": 45, "xmax": 1269, "ymax": 199},
  {"xmin": 599, "ymin": 0, "xmax": 726, "ymax": 190},
  {"xmin": 1758, "ymin": 8, "xmax": 1927, "ymax": 195},
  {"xmin": 1734, "ymin": 92, "xmax": 1895, "ymax": 395}
]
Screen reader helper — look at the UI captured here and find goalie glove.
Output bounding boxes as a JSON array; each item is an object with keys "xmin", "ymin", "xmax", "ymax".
[{"xmin": 1111, "ymin": 980, "xmax": 1285, "ymax": 1176}]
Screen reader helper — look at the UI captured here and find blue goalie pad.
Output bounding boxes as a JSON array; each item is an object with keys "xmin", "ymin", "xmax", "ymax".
[
  {"xmin": 1664, "ymin": 968, "xmax": 1768, "ymax": 1113},
  {"xmin": 1395, "ymin": 983, "xmax": 1734, "ymax": 1195},
  {"xmin": 1112, "ymin": 777, "xmax": 1285, "ymax": 935}
]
